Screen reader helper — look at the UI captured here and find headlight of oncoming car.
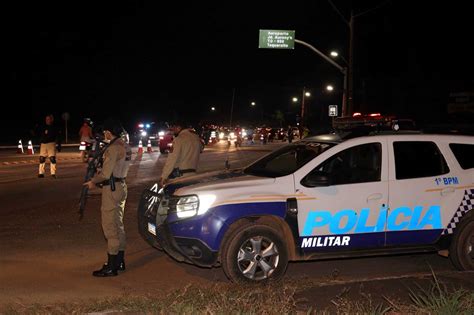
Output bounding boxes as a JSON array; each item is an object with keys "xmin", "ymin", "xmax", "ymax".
[{"xmin": 176, "ymin": 194, "xmax": 216, "ymax": 218}]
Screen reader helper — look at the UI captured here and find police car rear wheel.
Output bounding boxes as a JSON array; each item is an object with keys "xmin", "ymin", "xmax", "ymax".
[
  {"xmin": 450, "ymin": 219, "xmax": 474, "ymax": 270},
  {"xmin": 221, "ymin": 225, "xmax": 288, "ymax": 283}
]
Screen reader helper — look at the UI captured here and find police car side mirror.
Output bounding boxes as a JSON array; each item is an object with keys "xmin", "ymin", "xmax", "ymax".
[{"xmin": 301, "ymin": 171, "xmax": 331, "ymax": 187}]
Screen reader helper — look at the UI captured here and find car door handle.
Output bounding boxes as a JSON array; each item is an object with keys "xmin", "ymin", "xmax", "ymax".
[
  {"xmin": 441, "ymin": 188, "xmax": 455, "ymax": 196},
  {"xmin": 367, "ymin": 193, "xmax": 383, "ymax": 202}
]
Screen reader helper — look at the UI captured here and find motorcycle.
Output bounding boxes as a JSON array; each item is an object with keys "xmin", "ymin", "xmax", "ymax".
[{"xmin": 79, "ymin": 140, "xmax": 94, "ymax": 163}]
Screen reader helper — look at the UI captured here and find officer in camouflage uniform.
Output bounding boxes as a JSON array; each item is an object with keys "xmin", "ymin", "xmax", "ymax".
[{"xmin": 83, "ymin": 118, "xmax": 131, "ymax": 277}]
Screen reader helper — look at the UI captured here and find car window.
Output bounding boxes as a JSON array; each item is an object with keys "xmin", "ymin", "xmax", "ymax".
[
  {"xmin": 310, "ymin": 143, "xmax": 382, "ymax": 185},
  {"xmin": 449, "ymin": 143, "xmax": 474, "ymax": 170},
  {"xmin": 393, "ymin": 141, "xmax": 449, "ymax": 180},
  {"xmin": 244, "ymin": 142, "xmax": 333, "ymax": 177}
]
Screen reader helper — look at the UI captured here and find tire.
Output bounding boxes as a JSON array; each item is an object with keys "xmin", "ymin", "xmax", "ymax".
[
  {"xmin": 449, "ymin": 216, "xmax": 474, "ymax": 270},
  {"xmin": 221, "ymin": 224, "xmax": 288, "ymax": 283}
]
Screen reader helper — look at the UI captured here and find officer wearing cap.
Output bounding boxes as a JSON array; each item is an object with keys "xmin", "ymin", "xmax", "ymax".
[
  {"xmin": 159, "ymin": 120, "xmax": 202, "ymax": 186},
  {"xmin": 83, "ymin": 118, "xmax": 131, "ymax": 277}
]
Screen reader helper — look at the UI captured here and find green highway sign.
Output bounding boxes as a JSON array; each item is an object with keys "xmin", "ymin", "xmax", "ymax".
[{"xmin": 259, "ymin": 29, "xmax": 295, "ymax": 49}]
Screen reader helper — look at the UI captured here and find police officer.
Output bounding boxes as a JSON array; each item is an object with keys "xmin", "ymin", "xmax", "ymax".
[
  {"xmin": 159, "ymin": 120, "xmax": 202, "ymax": 186},
  {"xmin": 83, "ymin": 118, "xmax": 131, "ymax": 277},
  {"xmin": 38, "ymin": 114, "xmax": 60, "ymax": 178}
]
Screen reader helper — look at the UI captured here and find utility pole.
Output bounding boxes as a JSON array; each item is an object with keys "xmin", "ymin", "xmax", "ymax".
[
  {"xmin": 301, "ymin": 86, "xmax": 306, "ymax": 124},
  {"xmin": 347, "ymin": 10, "xmax": 354, "ymax": 117}
]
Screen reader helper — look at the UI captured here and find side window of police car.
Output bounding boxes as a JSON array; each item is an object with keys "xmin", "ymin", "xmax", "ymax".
[
  {"xmin": 393, "ymin": 141, "xmax": 449, "ymax": 179},
  {"xmin": 449, "ymin": 143, "xmax": 474, "ymax": 170},
  {"xmin": 306, "ymin": 143, "xmax": 382, "ymax": 186}
]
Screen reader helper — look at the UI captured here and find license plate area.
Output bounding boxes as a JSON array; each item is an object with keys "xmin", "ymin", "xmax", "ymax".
[{"xmin": 148, "ymin": 222, "xmax": 156, "ymax": 236}]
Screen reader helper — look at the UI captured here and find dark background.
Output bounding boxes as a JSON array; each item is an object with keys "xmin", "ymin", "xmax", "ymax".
[{"xmin": 4, "ymin": 1, "xmax": 473, "ymax": 143}]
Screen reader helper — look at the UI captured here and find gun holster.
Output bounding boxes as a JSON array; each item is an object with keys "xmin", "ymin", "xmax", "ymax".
[{"xmin": 169, "ymin": 168, "xmax": 182, "ymax": 179}]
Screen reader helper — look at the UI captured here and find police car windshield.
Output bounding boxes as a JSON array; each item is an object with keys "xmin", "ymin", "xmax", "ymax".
[{"xmin": 244, "ymin": 142, "xmax": 333, "ymax": 178}]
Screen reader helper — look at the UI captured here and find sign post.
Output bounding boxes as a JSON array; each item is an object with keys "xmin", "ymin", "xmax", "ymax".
[
  {"xmin": 61, "ymin": 112, "xmax": 70, "ymax": 144},
  {"xmin": 329, "ymin": 105, "xmax": 338, "ymax": 129}
]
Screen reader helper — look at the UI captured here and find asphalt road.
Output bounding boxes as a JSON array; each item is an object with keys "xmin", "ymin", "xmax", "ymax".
[{"xmin": 0, "ymin": 140, "xmax": 471, "ymax": 308}]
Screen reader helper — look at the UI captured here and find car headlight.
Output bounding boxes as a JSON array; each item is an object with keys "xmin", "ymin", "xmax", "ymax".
[
  {"xmin": 158, "ymin": 131, "xmax": 165, "ymax": 136},
  {"xmin": 219, "ymin": 132, "xmax": 224, "ymax": 139},
  {"xmin": 176, "ymin": 194, "xmax": 216, "ymax": 218},
  {"xmin": 141, "ymin": 131, "xmax": 147, "ymax": 137},
  {"xmin": 176, "ymin": 196, "xmax": 199, "ymax": 218}
]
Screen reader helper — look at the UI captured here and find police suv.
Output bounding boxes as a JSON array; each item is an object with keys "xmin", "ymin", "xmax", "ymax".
[{"xmin": 138, "ymin": 132, "xmax": 474, "ymax": 282}]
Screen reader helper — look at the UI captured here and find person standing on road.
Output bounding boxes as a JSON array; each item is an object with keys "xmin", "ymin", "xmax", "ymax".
[
  {"xmin": 287, "ymin": 125, "xmax": 294, "ymax": 143},
  {"xmin": 83, "ymin": 118, "xmax": 130, "ymax": 277},
  {"xmin": 38, "ymin": 114, "xmax": 60, "ymax": 178},
  {"xmin": 159, "ymin": 120, "xmax": 202, "ymax": 187},
  {"xmin": 79, "ymin": 120, "xmax": 94, "ymax": 142}
]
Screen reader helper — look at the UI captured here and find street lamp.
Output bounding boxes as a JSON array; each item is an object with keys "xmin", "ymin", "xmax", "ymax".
[
  {"xmin": 211, "ymin": 107, "xmax": 216, "ymax": 111},
  {"xmin": 292, "ymin": 88, "xmax": 311, "ymax": 125},
  {"xmin": 326, "ymin": 85, "xmax": 334, "ymax": 92},
  {"xmin": 330, "ymin": 50, "xmax": 348, "ymax": 66},
  {"xmin": 250, "ymin": 101, "xmax": 263, "ymax": 121}
]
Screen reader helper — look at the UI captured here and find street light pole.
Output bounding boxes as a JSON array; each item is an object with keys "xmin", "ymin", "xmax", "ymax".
[
  {"xmin": 301, "ymin": 86, "xmax": 306, "ymax": 124},
  {"xmin": 294, "ymin": 39, "xmax": 347, "ymax": 117},
  {"xmin": 348, "ymin": 11, "xmax": 354, "ymax": 117}
]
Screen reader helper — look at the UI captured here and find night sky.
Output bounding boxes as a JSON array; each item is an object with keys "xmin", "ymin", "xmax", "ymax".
[{"xmin": 5, "ymin": 1, "xmax": 473, "ymax": 143}]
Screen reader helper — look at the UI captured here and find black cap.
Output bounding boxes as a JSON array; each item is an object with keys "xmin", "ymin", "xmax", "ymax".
[{"xmin": 103, "ymin": 117, "xmax": 124, "ymax": 136}]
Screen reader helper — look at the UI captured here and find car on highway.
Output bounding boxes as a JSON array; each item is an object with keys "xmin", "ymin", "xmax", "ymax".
[
  {"xmin": 138, "ymin": 131, "xmax": 474, "ymax": 282},
  {"xmin": 158, "ymin": 128, "xmax": 174, "ymax": 154}
]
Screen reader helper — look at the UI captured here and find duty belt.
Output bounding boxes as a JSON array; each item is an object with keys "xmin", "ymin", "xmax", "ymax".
[
  {"xmin": 101, "ymin": 177, "xmax": 126, "ymax": 186},
  {"xmin": 180, "ymin": 169, "xmax": 196, "ymax": 174}
]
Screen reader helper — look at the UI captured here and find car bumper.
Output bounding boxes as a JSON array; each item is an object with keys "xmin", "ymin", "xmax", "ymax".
[{"xmin": 148, "ymin": 221, "xmax": 218, "ymax": 267}]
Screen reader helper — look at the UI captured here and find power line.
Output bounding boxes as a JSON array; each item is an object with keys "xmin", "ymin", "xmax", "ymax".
[
  {"xmin": 327, "ymin": 0, "xmax": 349, "ymax": 26},
  {"xmin": 353, "ymin": 0, "xmax": 392, "ymax": 18}
]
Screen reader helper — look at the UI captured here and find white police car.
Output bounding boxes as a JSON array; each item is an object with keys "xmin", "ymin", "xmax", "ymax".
[{"xmin": 138, "ymin": 132, "xmax": 474, "ymax": 282}]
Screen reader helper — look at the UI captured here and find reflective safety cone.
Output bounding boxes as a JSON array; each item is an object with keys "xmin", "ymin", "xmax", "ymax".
[
  {"xmin": 137, "ymin": 140, "xmax": 143, "ymax": 154},
  {"xmin": 27, "ymin": 140, "xmax": 34, "ymax": 155},
  {"xmin": 147, "ymin": 139, "xmax": 152, "ymax": 153},
  {"xmin": 17, "ymin": 140, "xmax": 24, "ymax": 154}
]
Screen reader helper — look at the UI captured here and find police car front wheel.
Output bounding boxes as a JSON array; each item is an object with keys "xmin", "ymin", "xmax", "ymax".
[
  {"xmin": 221, "ymin": 225, "xmax": 288, "ymax": 283},
  {"xmin": 450, "ymin": 217, "xmax": 474, "ymax": 271}
]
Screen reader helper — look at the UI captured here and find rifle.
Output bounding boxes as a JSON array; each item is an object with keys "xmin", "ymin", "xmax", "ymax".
[
  {"xmin": 78, "ymin": 136, "xmax": 122, "ymax": 220},
  {"xmin": 78, "ymin": 139, "xmax": 105, "ymax": 220}
]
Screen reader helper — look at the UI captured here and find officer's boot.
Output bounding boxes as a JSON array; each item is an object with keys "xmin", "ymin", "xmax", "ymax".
[
  {"xmin": 117, "ymin": 250, "xmax": 126, "ymax": 272},
  {"xmin": 100, "ymin": 251, "xmax": 125, "ymax": 272},
  {"xmin": 92, "ymin": 254, "xmax": 118, "ymax": 277}
]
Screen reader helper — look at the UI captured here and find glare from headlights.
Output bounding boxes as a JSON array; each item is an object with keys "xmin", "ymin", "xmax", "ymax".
[
  {"xmin": 198, "ymin": 194, "xmax": 216, "ymax": 215},
  {"xmin": 141, "ymin": 131, "xmax": 147, "ymax": 137},
  {"xmin": 176, "ymin": 195, "xmax": 199, "ymax": 218},
  {"xmin": 219, "ymin": 132, "xmax": 224, "ymax": 139},
  {"xmin": 158, "ymin": 131, "xmax": 165, "ymax": 136}
]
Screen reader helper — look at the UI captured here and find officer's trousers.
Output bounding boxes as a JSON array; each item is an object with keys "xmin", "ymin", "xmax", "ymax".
[{"xmin": 101, "ymin": 182, "xmax": 127, "ymax": 255}]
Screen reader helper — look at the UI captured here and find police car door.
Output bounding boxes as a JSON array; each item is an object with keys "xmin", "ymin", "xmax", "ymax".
[
  {"xmin": 294, "ymin": 137, "xmax": 388, "ymax": 253},
  {"xmin": 386, "ymin": 136, "xmax": 466, "ymax": 246}
]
